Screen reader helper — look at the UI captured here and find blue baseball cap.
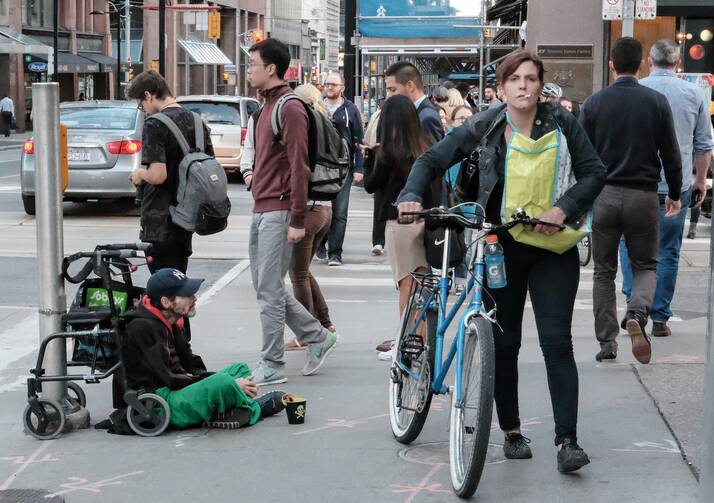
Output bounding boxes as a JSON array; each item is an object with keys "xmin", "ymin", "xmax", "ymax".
[{"xmin": 147, "ymin": 268, "xmax": 204, "ymax": 300}]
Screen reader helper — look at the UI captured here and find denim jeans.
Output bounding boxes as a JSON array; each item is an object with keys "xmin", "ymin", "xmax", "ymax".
[
  {"xmin": 485, "ymin": 233, "xmax": 581, "ymax": 445},
  {"xmin": 620, "ymin": 189, "xmax": 692, "ymax": 323},
  {"xmin": 321, "ymin": 172, "xmax": 353, "ymax": 259}
]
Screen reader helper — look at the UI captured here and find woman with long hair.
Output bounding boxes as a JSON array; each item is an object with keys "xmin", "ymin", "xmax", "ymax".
[
  {"xmin": 397, "ymin": 50, "xmax": 606, "ymax": 473},
  {"xmin": 364, "ymin": 95, "xmax": 433, "ymax": 315},
  {"xmin": 282, "ymin": 84, "xmax": 336, "ymax": 351}
]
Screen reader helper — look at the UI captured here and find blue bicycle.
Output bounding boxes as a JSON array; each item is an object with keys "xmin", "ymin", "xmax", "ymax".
[{"xmin": 388, "ymin": 207, "xmax": 564, "ymax": 498}]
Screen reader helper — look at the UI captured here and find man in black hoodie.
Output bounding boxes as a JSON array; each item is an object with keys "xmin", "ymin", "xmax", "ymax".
[{"xmin": 123, "ymin": 268, "xmax": 283, "ymax": 430}]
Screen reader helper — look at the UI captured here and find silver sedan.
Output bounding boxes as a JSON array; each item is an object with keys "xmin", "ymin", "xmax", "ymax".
[{"xmin": 20, "ymin": 100, "xmax": 144, "ymax": 215}]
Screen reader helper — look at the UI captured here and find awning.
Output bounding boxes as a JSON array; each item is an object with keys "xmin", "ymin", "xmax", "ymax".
[
  {"xmin": 0, "ymin": 25, "xmax": 51, "ymax": 55},
  {"xmin": 57, "ymin": 52, "xmax": 99, "ymax": 74},
  {"xmin": 79, "ymin": 52, "xmax": 117, "ymax": 73},
  {"xmin": 178, "ymin": 38, "xmax": 232, "ymax": 65}
]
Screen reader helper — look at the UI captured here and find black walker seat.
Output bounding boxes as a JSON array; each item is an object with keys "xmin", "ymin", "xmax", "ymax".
[{"xmin": 23, "ymin": 243, "xmax": 171, "ymax": 440}]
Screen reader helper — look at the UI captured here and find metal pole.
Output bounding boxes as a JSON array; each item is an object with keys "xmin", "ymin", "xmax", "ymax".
[
  {"xmin": 125, "ymin": 0, "xmax": 131, "ymax": 80},
  {"xmin": 116, "ymin": 6, "xmax": 122, "ymax": 98},
  {"xmin": 622, "ymin": 0, "xmax": 635, "ymax": 37},
  {"xmin": 478, "ymin": 0, "xmax": 485, "ymax": 110},
  {"xmin": 53, "ymin": 0, "xmax": 58, "ymax": 83},
  {"xmin": 32, "ymin": 83, "xmax": 66, "ymax": 404},
  {"xmin": 701, "ymin": 216, "xmax": 714, "ymax": 500},
  {"xmin": 344, "ymin": 0, "xmax": 357, "ymax": 100},
  {"xmin": 159, "ymin": 0, "xmax": 166, "ymax": 75}
]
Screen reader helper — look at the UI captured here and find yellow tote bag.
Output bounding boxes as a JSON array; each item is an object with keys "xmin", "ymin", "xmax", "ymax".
[{"xmin": 503, "ymin": 126, "xmax": 587, "ymax": 254}]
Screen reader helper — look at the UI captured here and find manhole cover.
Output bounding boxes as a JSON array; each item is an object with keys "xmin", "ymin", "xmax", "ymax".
[
  {"xmin": 398, "ymin": 441, "xmax": 504, "ymax": 466},
  {"xmin": 0, "ymin": 489, "xmax": 65, "ymax": 502}
]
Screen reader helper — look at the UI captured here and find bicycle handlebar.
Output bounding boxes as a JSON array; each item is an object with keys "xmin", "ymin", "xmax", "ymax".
[
  {"xmin": 399, "ymin": 207, "xmax": 566, "ymax": 233},
  {"xmin": 62, "ymin": 246, "xmax": 142, "ymax": 284},
  {"xmin": 95, "ymin": 242, "xmax": 152, "ymax": 252}
]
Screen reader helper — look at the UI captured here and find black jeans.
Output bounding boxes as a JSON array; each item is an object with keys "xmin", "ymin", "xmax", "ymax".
[
  {"xmin": 321, "ymin": 172, "xmax": 352, "ymax": 259},
  {"xmin": 485, "ymin": 233, "xmax": 580, "ymax": 445},
  {"xmin": 147, "ymin": 251, "xmax": 189, "ymax": 274}
]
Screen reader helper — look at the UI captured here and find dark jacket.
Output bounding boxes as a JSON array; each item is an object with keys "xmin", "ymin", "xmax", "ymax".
[
  {"xmin": 398, "ymin": 102, "xmax": 606, "ymax": 226},
  {"xmin": 328, "ymin": 98, "xmax": 365, "ymax": 174},
  {"xmin": 579, "ymin": 76, "xmax": 682, "ymax": 200},
  {"xmin": 363, "ymin": 148, "xmax": 401, "ymax": 222},
  {"xmin": 123, "ymin": 297, "xmax": 208, "ymax": 392},
  {"xmin": 417, "ymin": 97, "xmax": 445, "ymax": 143},
  {"xmin": 252, "ymin": 84, "xmax": 311, "ymax": 229}
]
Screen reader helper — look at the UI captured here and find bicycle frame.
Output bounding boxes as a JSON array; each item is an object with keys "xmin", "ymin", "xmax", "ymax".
[{"xmin": 397, "ymin": 224, "xmax": 492, "ymax": 402}]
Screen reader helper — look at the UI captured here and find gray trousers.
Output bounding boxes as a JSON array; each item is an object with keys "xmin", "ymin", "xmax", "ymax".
[
  {"xmin": 592, "ymin": 185, "xmax": 659, "ymax": 352},
  {"xmin": 249, "ymin": 210, "xmax": 327, "ymax": 366}
]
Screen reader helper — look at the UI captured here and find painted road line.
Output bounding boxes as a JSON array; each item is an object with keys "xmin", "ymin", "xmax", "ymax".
[{"xmin": 196, "ymin": 259, "xmax": 250, "ymax": 306}]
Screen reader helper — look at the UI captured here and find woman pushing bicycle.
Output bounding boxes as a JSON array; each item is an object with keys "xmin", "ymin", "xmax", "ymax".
[{"xmin": 397, "ymin": 50, "xmax": 606, "ymax": 473}]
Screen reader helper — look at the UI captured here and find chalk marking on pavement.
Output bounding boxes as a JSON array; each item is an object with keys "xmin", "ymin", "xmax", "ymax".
[
  {"xmin": 294, "ymin": 413, "xmax": 388, "ymax": 436},
  {"xmin": 0, "ymin": 441, "xmax": 51, "ymax": 490},
  {"xmin": 0, "ymin": 453, "xmax": 58, "ymax": 466},
  {"xmin": 196, "ymin": 259, "xmax": 250, "ymax": 306},
  {"xmin": 610, "ymin": 439, "xmax": 680, "ymax": 454},
  {"xmin": 45, "ymin": 470, "xmax": 145, "ymax": 498},
  {"xmin": 391, "ymin": 463, "xmax": 450, "ymax": 502}
]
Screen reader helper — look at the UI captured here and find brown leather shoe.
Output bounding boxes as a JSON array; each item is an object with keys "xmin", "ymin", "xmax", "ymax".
[
  {"xmin": 652, "ymin": 322, "xmax": 671, "ymax": 337},
  {"xmin": 623, "ymin": 312, "xmax": 651, "ymax": 364}
]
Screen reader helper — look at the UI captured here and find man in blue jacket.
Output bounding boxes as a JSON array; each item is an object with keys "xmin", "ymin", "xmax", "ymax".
[{"xmin": 317, "ymin": 71, "xmax": 364, "ymax": 267}]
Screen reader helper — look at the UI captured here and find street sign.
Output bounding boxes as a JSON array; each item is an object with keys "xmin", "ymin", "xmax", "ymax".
[
  {"xmin": 537, "ymin": 45, "xmax": 593, "ymax": 59},
  {"xmin": 635, "ymin": 0, "xmax": 656, "ymax": 19},
  {"xmin": 602, "ymin": 0, "xmax": 624, "ymax": 20}
]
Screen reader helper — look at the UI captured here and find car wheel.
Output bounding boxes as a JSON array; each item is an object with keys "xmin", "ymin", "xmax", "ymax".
[{"xmin": 22, "ymin": 195, "xmax": 35, "ymax": 215}]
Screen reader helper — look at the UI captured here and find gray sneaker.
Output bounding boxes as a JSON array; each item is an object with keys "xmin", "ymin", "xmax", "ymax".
[
  {"xmin": 302, "ymin": 331, "xmax": 338, "ymax": 376},
  {"xmin": 252, "ymin": 360, "xmax": 288, "ymax": 386}
]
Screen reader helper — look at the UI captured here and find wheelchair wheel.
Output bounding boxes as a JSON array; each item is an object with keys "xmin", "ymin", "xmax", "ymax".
[
  {"xmin": 67, "ymin": 382, "xmax": 87, "ymax": 408},
  {"xmin": 23, "ymin": 399, "xmax": 65, "ymax": 440},
  {"xmin": 126, "ymin": 393, "xmax": 170, "ymax": 437}
]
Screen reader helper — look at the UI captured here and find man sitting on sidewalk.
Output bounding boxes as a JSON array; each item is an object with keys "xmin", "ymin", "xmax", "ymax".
[{"xmin": 122, "ymin": 268, "xmax": 284, "ymax": 430}]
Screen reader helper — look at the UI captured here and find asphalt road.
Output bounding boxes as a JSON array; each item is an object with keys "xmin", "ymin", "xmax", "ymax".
[{"xmin": 0, "ymin": 146, "xmax": 708, "ymax": 502}]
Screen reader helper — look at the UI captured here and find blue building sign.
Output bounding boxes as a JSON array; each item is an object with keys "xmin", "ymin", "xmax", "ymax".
[{"xmin": 359, "ymin": 0, "xmax": 480, "ymax": 39}]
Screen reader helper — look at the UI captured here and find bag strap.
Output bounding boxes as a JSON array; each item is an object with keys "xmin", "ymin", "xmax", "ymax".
[
  {"xmin": 150, "ymin": 112, "xmax": 191, "ymax": 155},
  {"xmin": 270, "ymin": 93, "xmax": 305, "ymax": 141},
  {"xmin": 192, "ymin": 112, "xmax": 205, "ymax": 153}
]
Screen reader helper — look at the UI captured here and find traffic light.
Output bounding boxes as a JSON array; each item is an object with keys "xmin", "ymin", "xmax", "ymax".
[
  {"xmin": 208, "ymin": 11, "xmax": 221, "ymax": 40},
  {"xmin": 223, "ymin": 72, "xmax": 229, "ymax": 82},
  {"xmin": 252, "ymin": 29, "xmax": 264, "ymax": 43},
  {"xmin": 150, "ymin": 60, "xmax": 158, "ymax": 72}
]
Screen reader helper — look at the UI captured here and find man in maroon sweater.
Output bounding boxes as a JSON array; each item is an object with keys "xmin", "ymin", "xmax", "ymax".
[{"xmin": 245, "ymin": 38, "xmax": 338, "ymax": 386}]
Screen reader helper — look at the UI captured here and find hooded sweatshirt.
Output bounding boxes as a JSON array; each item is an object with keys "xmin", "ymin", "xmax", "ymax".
[
  {"xmin": 251, "ymin": 83, "xmax": 311, "ymax": 229},
  {"xmin": 123, "ymin": 297, "xmax": 208, "ymax": 392}
]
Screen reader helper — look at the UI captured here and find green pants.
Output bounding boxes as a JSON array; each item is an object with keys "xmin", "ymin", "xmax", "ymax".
[{"xmin": 155, "ymin": 363, "xmax": 261, "ymax": 429}]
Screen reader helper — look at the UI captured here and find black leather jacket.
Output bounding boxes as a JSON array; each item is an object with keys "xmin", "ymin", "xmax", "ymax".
[{"xmin": 398, "ymin": 103, "xmax": 606, "ymax": 226}]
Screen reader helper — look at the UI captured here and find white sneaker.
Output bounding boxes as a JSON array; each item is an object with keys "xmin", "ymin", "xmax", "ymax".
[
  {"xmin": 378, "ymin": 348, "xmax": 395, "ymax": 361},
  {"xmin": 371, "ymin": 244, "xmax": 384, "ymax": 256}
]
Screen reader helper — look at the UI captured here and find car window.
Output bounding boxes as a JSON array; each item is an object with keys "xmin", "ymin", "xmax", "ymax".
[
  {"xmin": 245, "ymin": 100, "xmax": 259, "ymax": 118},
  {"xmin": 179, "ymin": 101, "xmax": 241, "ymax": 126},
  {"xmin": 59, "ymin": 107, "xmax": 138, "ymax": 130}
]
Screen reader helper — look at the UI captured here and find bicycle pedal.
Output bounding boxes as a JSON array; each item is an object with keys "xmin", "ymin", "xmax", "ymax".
[
  {"xmin": 402, "ymin": 334, "xmax": 425, "ymax": 356},
  {"xmin": 390, "ymin": 366, "xmax": 401, "ymax": 384}
]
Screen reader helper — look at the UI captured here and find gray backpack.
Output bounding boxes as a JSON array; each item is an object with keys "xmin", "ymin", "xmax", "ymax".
[{"xmin": 151, "ymin": 112, "xmax": 231, "ymax": 236}]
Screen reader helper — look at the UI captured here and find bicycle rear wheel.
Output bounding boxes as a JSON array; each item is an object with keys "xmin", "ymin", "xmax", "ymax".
[
  {"xmin": 388, "ymin": 288, "xmax": 437, "ymax": 444},
  {"xmin": 577, "ymin": 235, "xmax": 591, "ymax": 267},
  {"xmin": 449, "ymin": 316, "xmax": 495, "ymax": 498}
]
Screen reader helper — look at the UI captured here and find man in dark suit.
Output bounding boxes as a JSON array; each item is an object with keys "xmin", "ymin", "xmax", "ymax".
[
  {"xmin": 579, "ymin": 37, "xmax": 682, "ymax": 365},
  {"xmin": 384, "ymin": 62, "xmax": 445, "ymax": 143}
]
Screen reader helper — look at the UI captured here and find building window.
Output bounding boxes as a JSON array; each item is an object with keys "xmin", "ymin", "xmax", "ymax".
[
  {"xmin": 23, "ymin": 0, "xmax": 54, "ymax": 29},
  {"xmin": 0, "ymin": 1, "xmax": 6, "ymax": 17}
]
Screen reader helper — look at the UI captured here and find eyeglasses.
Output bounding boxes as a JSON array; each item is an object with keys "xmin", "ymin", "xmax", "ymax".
[{"xmin": 324, "ymin": 83, "xmax": 343, "ymax": 88}]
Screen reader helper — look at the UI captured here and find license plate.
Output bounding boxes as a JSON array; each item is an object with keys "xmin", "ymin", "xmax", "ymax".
[{"xmin": 68, "ymin": 149, "xmax": 90, "ymax": 162}]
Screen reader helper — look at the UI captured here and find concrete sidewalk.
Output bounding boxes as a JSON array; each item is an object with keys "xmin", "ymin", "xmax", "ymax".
[{"xmin": 0, "ymin": 187, "xmax": 707, "ymax": 502}]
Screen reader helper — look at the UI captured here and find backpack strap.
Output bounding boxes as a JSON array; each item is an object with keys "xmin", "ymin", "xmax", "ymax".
[
  {"xmin": 192, "ymin": 112, "xmax": 205, "ymax": 153},
  {"xmin": 150, "ymin": 112, "xmax": 191, "ymax": 155},
  {"xmin": 270, "ymin": 93, "xmax": 305, "ymax": 141}
]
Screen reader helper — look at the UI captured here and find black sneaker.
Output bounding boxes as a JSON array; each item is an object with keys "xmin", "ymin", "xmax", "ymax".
[
  {"xmin": 256, "ymin": 390, "xmax": 286, "ymax": 418},
  {"xmin": 503, "ymin": 433, "xmax": 533, "ymax": 459},
  {"xmin": 557, "ymin": 438, "xmax": 590, "ymax": 473},
  {"xmin": 205, "ymin": 407, "xmax": 253, "ymax": 430},
  {"xmin": 595, "ymin": 349, "xmax": 617, "ymax": 362},
  {"xmin": 621, "ymin": 310, "xmax": 651, "ymax": 364}
]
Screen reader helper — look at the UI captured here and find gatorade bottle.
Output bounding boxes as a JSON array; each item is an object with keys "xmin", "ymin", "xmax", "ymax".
[{"xmin": 485, "ymin": 234, "xmax": 507, "ymax": 288}]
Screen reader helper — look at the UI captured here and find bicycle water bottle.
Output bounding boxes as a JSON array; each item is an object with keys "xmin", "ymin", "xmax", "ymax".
[{"xmin": 485, "ymin": 234, "xmax": 507, "ymax": 288}]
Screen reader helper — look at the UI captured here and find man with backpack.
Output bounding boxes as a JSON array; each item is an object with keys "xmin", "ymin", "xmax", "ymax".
[
  {"xmin": 245, "ymin": 38, "xmax": 338, "ymax": 386},
  {"xmin": 127, "ymin": 71, "xmax": 216, "ymax": 274},
  {"xmin": 315, "ymin": 71, "xmax": 364, "ymax": 266}
]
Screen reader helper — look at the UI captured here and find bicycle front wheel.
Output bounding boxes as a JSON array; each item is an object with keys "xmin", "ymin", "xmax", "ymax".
[
  {"xmin": 449, "ymin": 316, "xmax": 495, "ymax": 499},
  {"xmin": 388, "ymin": 289, "xmax": 436, "ymax": 445}
]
